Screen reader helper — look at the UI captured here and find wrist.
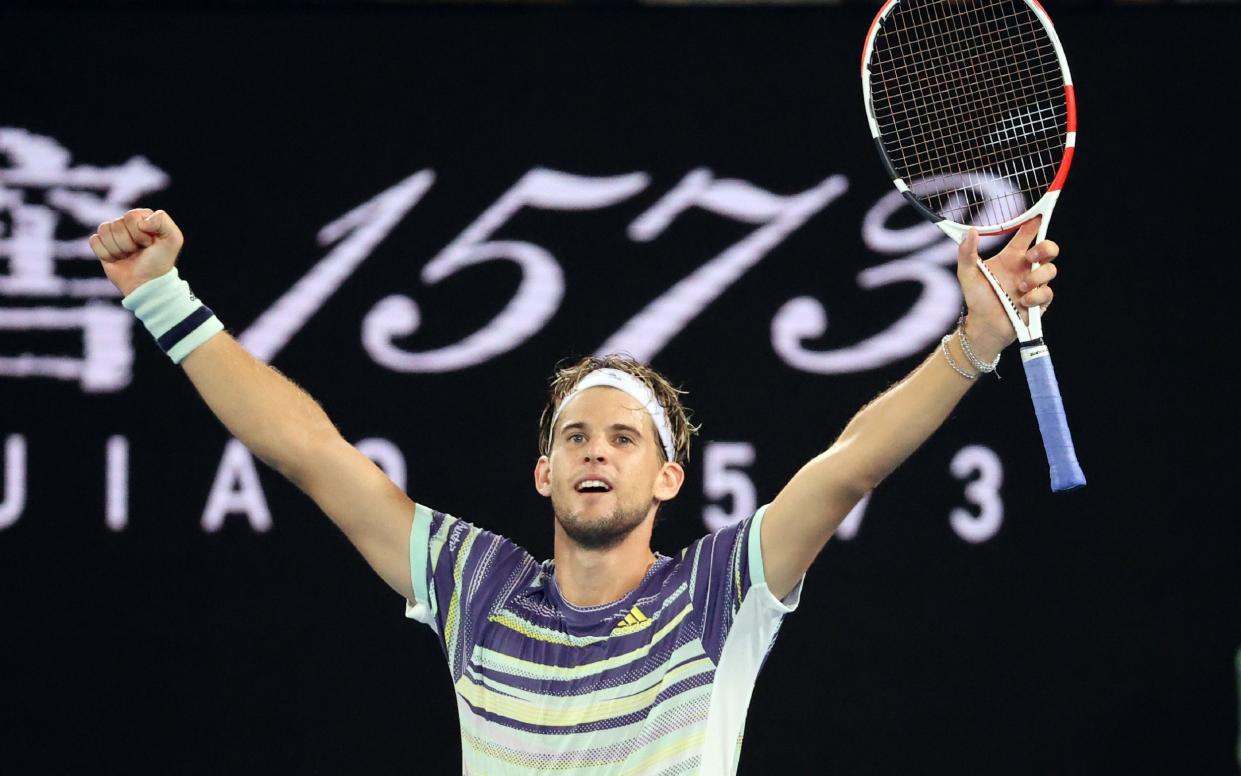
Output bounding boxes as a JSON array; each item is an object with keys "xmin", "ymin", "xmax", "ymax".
[
  {"xmin": 117, "ymin": 274, "xmax": 160, "ymax": 297},
  {"xmin": 960, "ymin": 313, "xmax": 1010, "ymax": 363},
  {"xmin": 940, "ymin": 332, "xmax": 980, "ymax": 381},
  {"xmin": 122, "ymin": 268, "xmax": 223, "ymax": 364}
]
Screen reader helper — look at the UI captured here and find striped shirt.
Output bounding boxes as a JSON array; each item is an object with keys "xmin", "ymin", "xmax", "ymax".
[{"xmin": 404, "ymin": 503, "xmax": 803, "ymax": 775}]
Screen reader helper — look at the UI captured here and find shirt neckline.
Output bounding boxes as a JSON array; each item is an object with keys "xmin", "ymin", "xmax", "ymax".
[{"xmin": 544, "ymin": 553, "xmax": 669, "ymax": 629}]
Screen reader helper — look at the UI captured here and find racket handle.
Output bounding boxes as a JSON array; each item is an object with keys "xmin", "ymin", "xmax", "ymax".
[{"xmin": 1020, "ymin": 345, "xmax": 1086, "ymax": 492}]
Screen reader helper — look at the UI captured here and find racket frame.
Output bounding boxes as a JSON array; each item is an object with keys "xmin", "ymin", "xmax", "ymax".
[
  {"xmin": 861, "ymin": 0, "xmax": 1077, "ymax": 245},
  {"xmin": 861, "ymin": 0, "xmax": 1086, "ymax": 492}
]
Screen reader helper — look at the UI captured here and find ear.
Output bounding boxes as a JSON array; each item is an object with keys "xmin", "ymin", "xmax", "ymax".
[
  {"xmin": 653, "ymin": 461, "xmax": 685, "ymax": 502},
  {"xmin": 534, "ymin": 455, "xmax": 553, "ymax": 498}
]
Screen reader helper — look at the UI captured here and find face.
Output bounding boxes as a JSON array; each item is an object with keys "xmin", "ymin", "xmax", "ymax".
[{"xmin": 534, "ymin": 386, "xmax": 684, "ymax": 551}]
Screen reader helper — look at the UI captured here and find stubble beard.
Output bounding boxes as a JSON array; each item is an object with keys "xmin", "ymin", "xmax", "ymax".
[{"xmin": 553, "ymin": 494, "xmax": 651, "ymax": 551}]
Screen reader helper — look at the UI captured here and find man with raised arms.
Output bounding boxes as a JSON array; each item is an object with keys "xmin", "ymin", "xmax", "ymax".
[{"xmin": 89, "ymin": 208, "xmax": 1057, "ymax": 775}]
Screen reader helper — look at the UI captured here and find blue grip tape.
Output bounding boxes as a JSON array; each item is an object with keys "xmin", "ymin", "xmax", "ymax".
[{"xmin": 1020, "ymin": 349, "xmax": 1086, "ymax": 492}]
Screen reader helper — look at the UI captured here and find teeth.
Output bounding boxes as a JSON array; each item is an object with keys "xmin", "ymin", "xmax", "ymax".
[{"xmin": 577, "ymin": 480, "xmax": 609, "ymax": 492}]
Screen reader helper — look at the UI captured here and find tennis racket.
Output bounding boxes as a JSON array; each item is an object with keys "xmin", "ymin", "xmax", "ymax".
[{"xmin": 861, "ymin": 0, "xmax": 1085, "ymax": 492}]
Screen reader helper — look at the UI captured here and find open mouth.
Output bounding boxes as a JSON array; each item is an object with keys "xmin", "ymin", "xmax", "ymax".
[{"xmin": 575, "ymin": 479, "xmax": 613, "ymax": 494}]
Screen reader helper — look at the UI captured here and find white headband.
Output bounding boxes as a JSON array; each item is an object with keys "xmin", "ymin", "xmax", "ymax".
[{"xmin": 550, "ymin": 368, "xmax": 675, "ymax": 462}]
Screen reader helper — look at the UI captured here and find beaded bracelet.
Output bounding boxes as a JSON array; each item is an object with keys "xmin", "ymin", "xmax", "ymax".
[
  {"xmin": 956, "ymin": 313, "xmax": 1001, "ymax": 376},
  {"xmin": 940, "ymin": 333, "xmax": 978, "ymax": 380}
]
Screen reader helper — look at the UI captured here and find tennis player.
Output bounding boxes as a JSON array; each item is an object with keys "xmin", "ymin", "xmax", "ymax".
[{"xmin": 90, "ymin": 208, "xmax": 1057, "ymax": 775}]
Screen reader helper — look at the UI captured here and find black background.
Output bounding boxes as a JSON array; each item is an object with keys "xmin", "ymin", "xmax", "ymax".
[{"xmin": 2, "ymin": 3, "xmax": 1239, "ymax": 774}]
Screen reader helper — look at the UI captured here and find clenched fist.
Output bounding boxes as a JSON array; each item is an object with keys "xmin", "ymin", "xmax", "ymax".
[{"xmin": 89, "ymin": 208, "xmax": 184, "ymax": 297}]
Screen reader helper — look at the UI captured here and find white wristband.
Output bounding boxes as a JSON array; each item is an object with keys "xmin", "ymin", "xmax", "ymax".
[{"xmin": 121, "ymin": 268, "xmax": 224, "ymax": 364}]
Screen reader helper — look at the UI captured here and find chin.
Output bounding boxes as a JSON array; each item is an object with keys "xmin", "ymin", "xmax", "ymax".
[{"xmin": 552, "ymin": 495, "xmax": 649, "ymax": 551}]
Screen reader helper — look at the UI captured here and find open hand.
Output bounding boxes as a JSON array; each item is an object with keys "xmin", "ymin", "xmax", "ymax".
[{"xmin": 88, "ymin": 209, "xmax": 184, "ymax": 297}]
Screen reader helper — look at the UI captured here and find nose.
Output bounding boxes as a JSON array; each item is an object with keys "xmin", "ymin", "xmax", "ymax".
[{"xmin": 582, "ymin": 439, "xmax": 606, "ymax": 463}]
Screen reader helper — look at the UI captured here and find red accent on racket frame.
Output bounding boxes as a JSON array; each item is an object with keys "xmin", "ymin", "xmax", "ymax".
[
  {"xmin": 1050, "ymin": 84, "xmax": 1078, "ymax": 192},
  {"xmin": 1050, "ymin": 146, "xmax": 1075, "ymax": 193},
  {"xmin": 861, "ymin": 0, "xmax": 900, "ymax": 74},
  {"xmin": 1065, "ymin": 84, "xmax": 1077, "ymax": 133}
]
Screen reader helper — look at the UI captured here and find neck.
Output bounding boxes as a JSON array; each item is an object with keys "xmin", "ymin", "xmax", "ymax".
[{"xmin": 552, "ymin": 514, "xmax": 657, "ymax": 608}]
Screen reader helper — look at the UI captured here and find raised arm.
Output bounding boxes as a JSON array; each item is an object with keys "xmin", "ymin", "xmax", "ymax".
[
  {"xmin": 760, "ymin": 220, "xmax": 1059, "ymax": 600},
  {"xmin": 89, "ymin": 209, "xmax": 415, "ymax": 599}
]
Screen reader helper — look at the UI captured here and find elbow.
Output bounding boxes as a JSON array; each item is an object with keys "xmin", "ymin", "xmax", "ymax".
[
  {"xmin": 854, "ymin": 467, "xmax": 889, "ymax": 497},
  {"xmin": 841, "ymin": 475, "xmax": 879, "ymax": 505},
  {"xmin": 815, "ymin": 444, "xmax": 884, "ymax": 501}
]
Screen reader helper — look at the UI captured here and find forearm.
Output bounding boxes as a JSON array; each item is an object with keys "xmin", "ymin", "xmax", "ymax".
[
  {"xmin": 826, "ymin": 333, "xmax": 980, "ymax": 493},
  {"xmin": 183, "ymin": 330, "xmax": 414, "ymax": 597},
  {"xmin": 185, "ymin": 332, "xmax": 414, "ymax": 596},
  {"xmin": 181, "ymin": 331, "xmax": 340, "ymax": 484},
  {"xmin": 762, "ymin": 224, "xmax": 1055, "ymax": 598},
  {"xmin": 92, "ymin": 211, "xmax": 417, "ymax": 596},
  {"xmin": 761, "ymin": 331, "xmax": 993, "ymax": 598}
]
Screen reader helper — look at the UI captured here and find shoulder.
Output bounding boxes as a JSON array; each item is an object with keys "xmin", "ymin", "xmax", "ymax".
[{"xmin": 420, "ymin": 506, "xmax": 541, "ymax": 595}]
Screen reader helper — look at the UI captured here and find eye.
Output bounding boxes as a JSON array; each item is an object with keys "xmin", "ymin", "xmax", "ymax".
[
  {"xmin": 615, "ymin": 435, "xmax": 633, "ymax": 446},
  {"xmin": 568, "ymin": 433, "xmax": 586, "ymax": 444}
]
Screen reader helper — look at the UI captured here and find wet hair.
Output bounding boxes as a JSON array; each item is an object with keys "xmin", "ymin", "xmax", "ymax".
[{"xmin": 538, "ymin": 355, "xmax": 699, "ymax": 466}]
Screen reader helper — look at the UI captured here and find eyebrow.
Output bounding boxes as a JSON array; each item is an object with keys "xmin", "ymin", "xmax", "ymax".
[
  {"xmin": 560, "ymin": 421, "xmax": 645, "ymax": 438},
  {"xmin": 609, "ymin": 423, "xmax": 645, "ymax": 438}
]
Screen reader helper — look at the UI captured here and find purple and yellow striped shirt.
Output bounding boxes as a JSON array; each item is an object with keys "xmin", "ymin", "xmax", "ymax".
[{"xmin": 405, "ymin": 504, "xmax": 803, "ymax": 775}]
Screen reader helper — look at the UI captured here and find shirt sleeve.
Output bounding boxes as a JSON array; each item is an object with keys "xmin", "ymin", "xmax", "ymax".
[
  {"xmin": 687, "ymin": 504, "xmax": 804, "ymax": 662},
  {"xmin": 403, "ymin": 503, "xmax": 535, "ymax": 680}
]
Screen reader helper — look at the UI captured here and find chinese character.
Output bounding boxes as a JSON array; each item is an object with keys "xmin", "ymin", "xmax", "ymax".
[{"xmin": 0, "ymin": 127, "xmax": 168, "ymax": 392}]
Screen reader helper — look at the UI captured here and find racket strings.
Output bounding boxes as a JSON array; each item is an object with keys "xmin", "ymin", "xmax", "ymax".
[
  {"xmin": 880, "ymin": 1, "xmax": 1058, "ymax": 161},
  {"xmin": 877, "ymin": 1, "xmax": 1062, "ymax": 221},
  {"xmin": 885, "ymin": 4, "xmax": 1057, "ymax": 214},
  {"xmin": 869, "ymin": 0, "xmax": 1067, "ymax": 226}
]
